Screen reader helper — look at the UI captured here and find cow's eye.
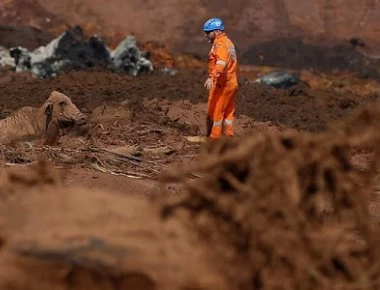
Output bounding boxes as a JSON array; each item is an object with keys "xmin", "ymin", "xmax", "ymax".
[{"xmin": 59, "ymin": 101, "xmax": 66, "ymax": 106}]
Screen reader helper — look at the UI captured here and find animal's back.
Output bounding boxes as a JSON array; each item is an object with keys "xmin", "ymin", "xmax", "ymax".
[{"xmin": 0, "ymin": 107, "xmax": 41, "ymax": 144}]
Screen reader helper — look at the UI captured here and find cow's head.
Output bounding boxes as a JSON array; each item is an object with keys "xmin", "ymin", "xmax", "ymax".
[{"xmin": 43, "ymin": 91, "xmax": 87, "ymax": 134}]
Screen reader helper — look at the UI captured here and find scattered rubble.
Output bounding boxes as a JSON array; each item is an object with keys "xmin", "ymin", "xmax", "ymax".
[{"xmin": 2, "ymin": 26, "xmax": 154, "ymax": 78}]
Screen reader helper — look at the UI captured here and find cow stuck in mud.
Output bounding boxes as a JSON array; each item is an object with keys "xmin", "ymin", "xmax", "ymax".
[{"xmin": 0, "ymin": 91, "xmax": 86, "ymax": 145}]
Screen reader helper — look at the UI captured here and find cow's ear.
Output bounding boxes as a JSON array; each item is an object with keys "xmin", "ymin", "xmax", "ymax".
[{"xmin": 44, "ymin": 103, "xmax": 53, "ymax": 116}]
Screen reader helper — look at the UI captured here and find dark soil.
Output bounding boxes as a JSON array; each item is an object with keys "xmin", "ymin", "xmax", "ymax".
[
  {"xmin": 0, "ymin": 25, "xmax": 54, "ymax": 50},
  {"xmin": 0, "ymin": 68, "xmax": 378, "ymax": 132},
  {"xmin": 241, "ymin": 37, "xmax": 380, "ymax": 79}
]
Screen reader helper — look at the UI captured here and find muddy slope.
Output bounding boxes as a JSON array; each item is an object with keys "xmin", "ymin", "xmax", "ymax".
[{"xmin": 35, "ymin": 0, "xmax": 380, "ymax": 56}]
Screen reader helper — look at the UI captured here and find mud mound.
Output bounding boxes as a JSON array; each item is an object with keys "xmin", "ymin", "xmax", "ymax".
[
  {"xmin": 161, "ymin": 103, "xmax": 380, "ymax": 289},
  {"xmin": 0, "ymin": 163, "xmax": 229, "ymax": 290}
]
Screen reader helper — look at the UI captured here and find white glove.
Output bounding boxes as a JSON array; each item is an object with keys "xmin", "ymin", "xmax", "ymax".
[{"xmin": 204, "ymin": 77, "xmax": 214, "ymax": 90}]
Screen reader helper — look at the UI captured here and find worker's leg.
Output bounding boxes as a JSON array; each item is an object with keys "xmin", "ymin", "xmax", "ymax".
[
  {"xmin": 207, "ymin": 85, "xmax": 225, "ymax": 139},
  {"xmin": 223, "ymin": 83, "xmax": 238, "ymax": 137}
]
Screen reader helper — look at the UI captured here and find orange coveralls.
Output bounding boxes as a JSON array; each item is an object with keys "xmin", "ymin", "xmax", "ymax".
[{"xmin": 207, "ymin": 32, "xmax": 238, "ymax": 139}]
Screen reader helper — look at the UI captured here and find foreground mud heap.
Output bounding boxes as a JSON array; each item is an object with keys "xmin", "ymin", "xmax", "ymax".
[
  {"xmin": 162, "ymin": 103, "xmax": 380, "ymax": 289},
  {"xmin": 0, "ymin": 104, "xmax": 380, "ymax": 289}
]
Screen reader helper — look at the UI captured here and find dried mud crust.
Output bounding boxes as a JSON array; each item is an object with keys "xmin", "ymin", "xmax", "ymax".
[
  {"xmin": 160, "ymin": 103, "xmax": 380, "ymax": 289},
  {"xmin": 0, "ymin": 69, "xmax": 378, "ymax": 132}
]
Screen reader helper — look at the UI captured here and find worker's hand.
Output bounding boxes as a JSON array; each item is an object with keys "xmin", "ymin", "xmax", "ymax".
[{"xmin": 204, "ymin": 77, "xmax": 214, "ymax": 90}]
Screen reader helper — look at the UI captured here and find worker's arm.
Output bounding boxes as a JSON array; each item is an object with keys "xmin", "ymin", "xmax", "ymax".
[{"xmin": 209, "ymin": 41, "xmax": 228, "ymax": 81}]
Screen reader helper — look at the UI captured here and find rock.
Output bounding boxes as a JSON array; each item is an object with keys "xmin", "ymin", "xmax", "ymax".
[
  {"xmin": 350, "ymin": 37, "xmax": 365, "ymax": 48},
  {"xmin": 159, "ymin": 67, "xmax": 177, "ymax": 76},
  {"xmin": 54, "ymin": 26, "xmax": 111, "ymax": 70},
  {"xmin": 110, "ymin": 35, "xmax": 153, "ymax": 76},
  {"xmin": 7, "ymin": 26, "xmax": 153, "ymax": 78},
  {"xmin": 0, "ymin": 46, "xmax": 15, "ymax": 67},
  {"xmin": 238, "ymin": 77, "xmax": 250, "ymax": 85},
  {"xmin": 255, "ymin": 71, "xmax": 302, "ymax": 89}
]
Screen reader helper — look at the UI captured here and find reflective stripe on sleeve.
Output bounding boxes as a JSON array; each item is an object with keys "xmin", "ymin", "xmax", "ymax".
[{"xmin": 216, "ymin": 60, "xmax": 227, "ymax": 67}]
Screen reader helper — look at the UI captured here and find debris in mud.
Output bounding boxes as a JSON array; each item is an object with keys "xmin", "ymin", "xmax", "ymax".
[
  {"xmin": 158, "ymin": 67, "xmax": 178, "ymax": 76},
  {"xmin": 4, "ymin": 26, "xmax": 153, "ymax": 78},
  {"xmin": 0, "ymin": 98, "xmax": 200, "ymax": 179},
  {"xmin": 255, "ymin": 71, "xmax": 303, "ymax": 89},
  {"xmin": 185, "ymin": 136, "xmax": 207, "ymax": 143},
  {"xmin": 350, "ymin": 37, "xmax": 366, "ymax": 48}
]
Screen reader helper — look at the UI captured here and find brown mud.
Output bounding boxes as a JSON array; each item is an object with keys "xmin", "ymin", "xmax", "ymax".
[
  {"xmin": 1, "ymin": 1, "xmax": 380, "ymax": 289},
  {"xmin": 0, "ymin": 103, "xmax": 380, "ymax": 289},
  {"xmin": 0, "ymin": 68, "xmax": 379, "ymax": 132}
]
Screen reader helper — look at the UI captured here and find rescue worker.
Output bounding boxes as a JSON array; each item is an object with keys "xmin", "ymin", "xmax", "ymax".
[{"xmin": 203, "ymin": 17, "xmax": 238, "ymax": 139}]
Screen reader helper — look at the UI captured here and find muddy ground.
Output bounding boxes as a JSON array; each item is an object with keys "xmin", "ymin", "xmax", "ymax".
[
  {"xmin": 1, "ymin": 67, "xmax": 380, "ymax": 132},
  {"xmin": 0, "ymin": 63, "xmax": 379, "ymax": 182},
  {"xmin": 1, "ymin": 95, "xmax": 380, "ymax": 289},
  {"xmin": 2, "ymin": 0, "xmax": 380, "ymax": 289},
  {"xmin": 0, "ymin": 65, "xmax": 377, "ymax": 198},
  {"xmin": 0, "ymin": 44, "xmax": 380, "ymax": 290}
]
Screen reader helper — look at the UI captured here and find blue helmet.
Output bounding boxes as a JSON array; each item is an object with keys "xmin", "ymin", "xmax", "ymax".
[{"xmin": 203, "ymin": 17, "xmax": 224, "ymax": 32}]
